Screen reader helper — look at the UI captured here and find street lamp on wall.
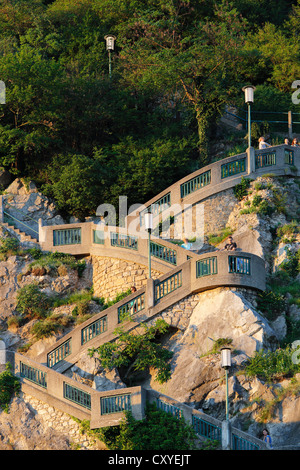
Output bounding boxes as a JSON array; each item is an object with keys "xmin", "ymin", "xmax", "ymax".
[
  {"xmin": 104, "ymin": 35, "xmax": 116, "ymax": 78},
  {"xmin": 221, "ymin": 347, "xmax": 231, "ymax": 421},
  {"xmin": 144, "ymin": 212, "xmax": 153, "ymax": 279},
  {"xmin": 242, "ymin": 85, "xmax": 256, "ymax": 149}
]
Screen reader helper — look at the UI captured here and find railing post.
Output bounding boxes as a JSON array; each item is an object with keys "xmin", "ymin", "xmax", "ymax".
[
  {"xmin": 247, "ymin": 147, "xmax": 255, "ymax": 174},
  {"xmin": 0, "ymin": 195, "xmax": 3, "ymax": 223},
  {"xmin": 288, "ymin": 110, "xmax": 293, "ymax": 139},
  {"xmin": 146, "ymin": 278, "xmax": 155, "ymax": 309},
  {"xmin": 38, "ymin": 218, "xmax": 46, "ymax": 244},
  {"xmin": 222, "ymin": 420, "xmax": 231, "ymax": 450}
]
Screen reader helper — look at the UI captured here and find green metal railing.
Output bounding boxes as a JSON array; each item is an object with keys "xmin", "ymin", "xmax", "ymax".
[
  {"xmin": 81, "ymin": 315, "xmax": 107, "ymax": 345},
  {"xmin": 192, "ymin": 415, "xmax": 222, "ymax": 441},
  {"xmin": 156, "ymin": 398, "xmax": 182, "ymax": 419},
  {"xmin": 100, "ymin": 393, "xmax": 132, "ymax": 415},
  {"xmin": 180, "ymin": 170, "xmax": 211, "ymax": 198},
  {"xmin": 231, "ymin": 433, "xmax": 259, "ymax": 450},
  {"xmin": 110, "ymin": 232, "xmax": 138, "ymax": 250},
  {"xmin": 196, "ymin": 257, "xmax": 218, "ymax": 278},
  {"xmin": 93, "ymin": 229, "xmax": 105, "ymax": 244},
  {"xmin": 228, "ymin": 256, "xmax": 251, "ymax": 275},
  {"xmin": 53, "ymin": 228, "xmax": 81, "ymax": 246},
  {"xmin": 63, "ymin": 382, "xmax": 91, "ymax": 410},
  {"xmin": 221, "ymin": 158, "xmax": 246, "ymax": 179},
  {"xmin": 284, "ymin": 149, "xmax": 294, "ymax": 165},
  {"xmin": 255, "ymin": 152, "xmax": 276, "ymax": 169},
  {"xmin": 47, "ymin": 339, "xmax": 72, "ymax": 368},
  {"xmin": 118, "ymin": 293, "xmax": 145, "ymax": 322},
  {"xmin": 150, "ymin": 241, "xmax": 177, "ymax": 265},
  {"xmin": 20, "ymin": 362, "xmax": 47, "ymax": 388},
  {"xmin": 155, "ymin": 271, "xmax": 182, "ymax": 302},
  {"xmin": 3, "ymin": 210, "xmax": 39, "ymax": 240},
  {"xmin": 140, "ymin": 192, "xmax": 171, "ymax": 226}
]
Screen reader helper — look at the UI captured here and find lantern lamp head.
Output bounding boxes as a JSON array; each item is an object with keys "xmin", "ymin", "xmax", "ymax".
[
  {"xmin": 104, "ymin": 35, "xmax": 116, "ymax": 51},
  {"xmin": 242, "ymin": 85, "xmax": 256, "ymax": 104},
  {"xmin": 221, "ymin": 347, "xmax": 232, "ymax": 369},
  {"xmin": 144, "ymin": 212, "xmax": 153, "ymax": 232}
]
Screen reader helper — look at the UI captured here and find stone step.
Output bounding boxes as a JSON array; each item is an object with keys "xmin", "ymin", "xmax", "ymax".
[{"xmin": 1, "ymin": 222, "xmax": 38, "ymax": 243}]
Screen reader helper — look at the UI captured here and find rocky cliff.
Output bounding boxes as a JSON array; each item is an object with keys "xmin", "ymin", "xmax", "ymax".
[{"xmin": 0, "ymin": 176, "xmax": 300, "ymax": 450}]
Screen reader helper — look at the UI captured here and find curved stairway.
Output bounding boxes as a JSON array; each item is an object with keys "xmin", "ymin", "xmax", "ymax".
[{"xmin": 2, "ymin": 144, "xmax": 299, "ymax": 449}]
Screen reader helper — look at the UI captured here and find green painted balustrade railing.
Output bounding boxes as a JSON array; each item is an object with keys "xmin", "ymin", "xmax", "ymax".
[
  {"xmin": 284, "ymin": 149, "xmax": 294, "ymax": 165},
  {"xmin": 53, "ymin": 228, "xmax": 81, "ymax": 246},
  {"xmin": 47, "ymin": 338, "xmax": 72, "ymax": 368},
  {"xmin": 221, "ymin": 158, "xmax": 246, "ymax": 179},
  {"xmin": 228, "ymin": 256, "xmax": 251, "ymax": 275},
  {"xmin": 255, "ymin": 151, "xmax": 276, "ymax": 169},
  {"xmin": 110, "ymin": 232, "xmax": 138, "ymax": 250},
  {"xmin": 81, "ymin": 315, "xmax": 108, "ymax": 345},
  {"xmin": 150, "ymin": 241, "xmax": 177, "ymax": 265},
  {"xmin": 180, "ymin": 169, "xmax": 211, "ymax": 198},
  {"xmin": 155, "ymin": 271, "xmax": 182, "ymax": 301},
  {"xmin": 231, "ymin": 433, "xmax": 260, "ymax": 450},
  {"xmin": 192, "ymin": 415, "xmax": 222, "ymax": 442},
  {"xmin": 93, "ymin": 229, "xmax": 105, "ymax": 244},
  {"xmin": 139, "ymin": 192, "xmax": 171, "ymax": 226},
  {"xmin": 196, "ymin": 256, "xmax": 218, "ymax": 278},
  {"xmin": 20, "ymin": 361, "xmax": 47, "ymax": 388},
  {"xmin": 118, "ymin": 293, "xmax": 145, "ymax": 322},
  {"xmin": 155, "ymin": 398, "xmax": 182, "ymax": 419},
  {"xmin": 63, "ymin": 382, "xmax": 91, "ymax": 410},
  {"xmin": 100, "ymin": 393, "xmax": 132, "ymax": 415}
]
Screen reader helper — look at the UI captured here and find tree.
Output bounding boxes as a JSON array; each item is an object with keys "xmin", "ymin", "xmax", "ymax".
[
  {"xmin": 42, "ymin": 153, "xmax": 105, "ymax": 219},
  {"xmin": 0, "ymin": 43, "xmax": 67, "ymax": 172},
  {"xmin": 117, "ymin": 1, "xmax": 248, "ymax": 166},
  {"xmin": 88, "ymin": 319, "xmax": 173, "ymax": 384},
  {"xmin": 104, "ymin": 402, "xmax": 197, "ymax": 450}
]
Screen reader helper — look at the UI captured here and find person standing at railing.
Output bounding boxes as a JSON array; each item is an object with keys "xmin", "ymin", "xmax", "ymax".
[
  {"xmin": 181, "ymin": 237, "xmax": 192, "ymax": 250},
  {"xmin": 258, "ymin": 136, "xmax": 272, "ymax": 149},
  {"xmin": 224, "ymin": 236, "xmax": 237, "ymax": 251},
  {"xmin": 284, "ymin": 138, "xmax": 290, "ymax": 145},
  {"xmin": 292, "ymin": 138, "xmax": 299, "ymax": 146},
  {"xmin": 262, "ymin": 429, "xmax": 273, "ymax": 449}
]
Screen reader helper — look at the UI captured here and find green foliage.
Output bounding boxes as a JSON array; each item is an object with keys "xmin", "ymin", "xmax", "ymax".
[
  {"xmin": 100, "ymin": 289, "xmax": 131, "ymax": 310},
  {"xmin": 234, "ymin": 177, "xmax": 251, "ymax": 201},
  {"xmin": 276, "ymin": 221, "xmax": 299, "ymax": 239},
  {"xmin": 257, "ymin": 290, "xmax": 286, "ymax": 321},
  {"xmin": 29, "ymin": 251, "xmax": 86, "ymax": 277},
  {"xmin": 16, "ymin": 283, "xmax": 51, "ymax": 319},
  {"xmin": 0, "ymin": 363, "xmax": 21, "ymax": 413},
  {"xmin": 31, "ymin": 317, "xmax": 62, "ymax": 339},
  {"xmin": 278, "ymin": 249, "xmax": 300, "ymax": 279},
  {"xmin": 92, "ymin": 402, "xmax": 197, "ymax": 450},
  {"xmin": 0, "ymin": 0, "xmax": 299, "ymax": 217},
  {"xmin": 89, "ymin": 319, "xmax": 173, "ymax": 384},
  {"xmin": 207, "ymin": 228, "xmax": 233, "ymax": 246},
  {"xmin": 244, "ymin": 345, "xmax": 300, "ymax": 382},
  {"xmin": 0, "ymin": 236, "xmax": 20, "ymax": 259}
]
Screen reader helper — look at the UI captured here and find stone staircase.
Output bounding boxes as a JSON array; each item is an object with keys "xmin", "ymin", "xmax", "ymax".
[
  {"xmin": 3, "ymin": 144, "xmax": 299, "ymax": 449},
  {"xmin": 1, "ymin": 221, "xmax": 39, "ymax": 245}
]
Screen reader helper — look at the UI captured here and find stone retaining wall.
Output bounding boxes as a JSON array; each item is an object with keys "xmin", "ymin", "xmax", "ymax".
[
  {"xmin": 92, "ymin": 255, "xmax": 163, "ymax": 300},
  {"xmin": 23, "ymin": 393, "xmax": 105, "ymax": 450}
]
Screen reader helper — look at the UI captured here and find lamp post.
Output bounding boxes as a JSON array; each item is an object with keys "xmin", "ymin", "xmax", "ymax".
[
  {"xmin": 144, "ymin": 212, "xmax": 153, "ymax": 279},
  {"xmin": 104, "ymin": 35, "xmax": 116, "ymax": 78},
  {"xmin": 221, "ymin": 347, "xmax": 231, "ymax": 421},
  {"xmin": 242, "ymin": 85, "xmax": 256, "ymax": 149}
]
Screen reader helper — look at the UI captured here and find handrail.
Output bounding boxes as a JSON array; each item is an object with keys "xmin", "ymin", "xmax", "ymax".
[
  {"xmin": 5, "ymin": 146, "xmax": 293, "ymax": 447},
  {"xmin": 3, "ymin": 211, "xmax": 39, "ymax": 236}
]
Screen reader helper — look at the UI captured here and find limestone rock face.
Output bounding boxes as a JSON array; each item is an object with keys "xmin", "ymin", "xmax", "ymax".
[
  {"xmin": 150, "ymin": 288, "xmax": 277, "ymax": 404},
  {"xmin": 182, "ymin": 289, "xmax": 277, "ymax": 357},
  {"xmin": 3, "ymin": 178, "xmax": 65, "ymax": 233}
]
